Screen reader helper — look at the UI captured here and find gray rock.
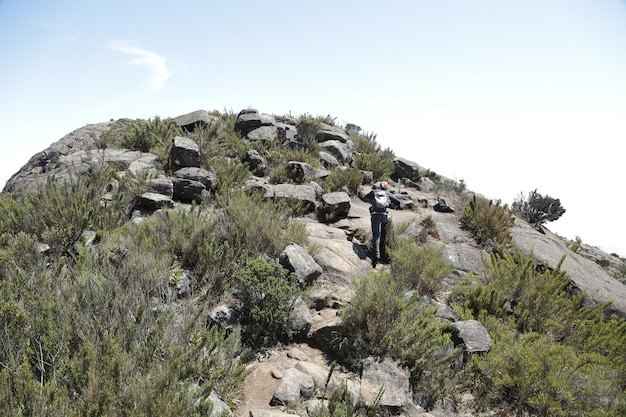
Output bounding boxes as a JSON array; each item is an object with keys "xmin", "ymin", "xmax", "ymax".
[
  {"xmin": 360, "ymin": 356, "xmax": 412, "ymax": 409},
  {"xmin": 279, "ymin": 244, "xmax": 323, "ymax": 284},
  {"xmin": 433, "ymin": 197, "xmax": 454, "ymax": 213},
  {"xmin": 288, "ymin": 296, "xmax": 313, "ymax": 339},
  {"xmin": 306, "ymin": 222, "xmax": 371, "ymax": 285},
  {"xmin": 174, "ymin": 167, "xmax": 218, "ymax": 191},
  {"xmin": 138, "ymin": 192, "xmax": 174, "ymax": 210},
  {"xmin": 171, "ymin": 136, "xmax": 201, "ymax": 168},
  {"xmin": 235, "ymin": 109, "xmax": 276, "ymax": 134},
  {"xmin": 204, "ymin": 391, "xmax": 232, "ymax": 417},
  {"xmin": 449, "ymin": 320, "xmax": 492, "ymax": 353},
  {"xmin": 392, "ymin": 157, "xmax": 422, "ymax": 182},
  {"xmin": 249, "ymin": 410, "xmax": 300, "ymax": 417},
  {"xmin": 308, "ymin": 287, "xmax": 351, "ymax": 310},
  {"xmin": 318, "ymin": 191, "xmax": 351, "ymax": 222},
  {"xmin": 318, "ymin": 151, "xmax": 340, "ymax": 168},
  {"xmin": 308, "ymin": 309, "xmax": 342, "ymax": 351},
  {"xmin": 319, "ymin": 139, "xmax": 354, "ymax": 165},
  {"xmin": 441, "ymin": 242, "xmax": 489, "ymax": 276},
  {"xmin": 512, "ymin": 218, "xmax": 626, "ymax": 319},
  {"xmin": 416, "ymin": 294, "xmax": 458, "ymax": 321},
  {"xmin": 246, "ymin": 125, "xmax": 277, "ymax": 142},
  {"xmin": 263, "ymin": 184, "xmax": 317, "ymax": 214},
  {"xmin": 286, "ymin": 161, "xmax": 315, "ymax": 183},
  {"xmin": 243, "ymin": 150, "xmax": 268, "ymax": 177},
  {"xmin": 208, "ymin": 304, "xmax": 238, "ymax": 331},
  {"xmin": 146, "ymin": 176, "xmax": 174, "ymax": 198},
  {"xmin": 173, "ymin": 110, "xmax": 218, "ymax": 133},
  {"xmin": 270, "ymin": 368, "xmax": 315, "ymax": 406},
  {"xmin": 276, "ymin": 122, "xmax": 298, "ymax": 141},
  {"xmin": 295, "ymin": 361, "xmax": 337, "ymax": 390},
  {"xmin": 315, "ymin": 124, "xmax": 349, "ymax": 143},
  {"xmin": 171, "ymin": 177, "xmax": 208, "ymax": 202}
]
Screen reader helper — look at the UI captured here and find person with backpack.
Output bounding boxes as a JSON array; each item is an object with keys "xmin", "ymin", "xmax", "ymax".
[{"xmin": 366, "ymin": 181, "xmax": 400, "ymax": 267}]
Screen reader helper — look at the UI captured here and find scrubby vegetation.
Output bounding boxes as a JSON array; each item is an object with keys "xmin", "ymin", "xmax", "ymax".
[
  {"xmin": 461, "ymin": 194, "xmax": 515, "ymax": 251},
  {"xmin": 449, "ymin": 251, "xmax": 626, "ymax": 416},
  {"xmin": 512, "ymin": 188, "xmax": 566, "ymax": 230},
  {"xmin": 0, "ymin": 108, "xmax": 624, "ymax": 416}
]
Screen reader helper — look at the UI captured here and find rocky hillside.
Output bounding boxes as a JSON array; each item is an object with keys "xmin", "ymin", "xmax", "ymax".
[{"xmin": 2, "ymin": 108, "xmax": 626, "ymax": 417}]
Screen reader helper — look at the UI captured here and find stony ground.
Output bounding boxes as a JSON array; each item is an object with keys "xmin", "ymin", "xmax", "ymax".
[{"xmin": 234, "ymin": 188, "xmax": 473, "ymax": 417}]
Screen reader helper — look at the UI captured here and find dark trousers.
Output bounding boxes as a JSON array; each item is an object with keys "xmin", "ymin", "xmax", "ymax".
[{"xmin": 371, "ymin": 212, "xmax": 389, "ymax": 260}]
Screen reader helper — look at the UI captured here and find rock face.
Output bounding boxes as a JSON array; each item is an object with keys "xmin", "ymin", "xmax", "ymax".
[
  {"xmin": 511, "ymin": 219, "xmax": 626, "ymax": 319},
  {"xmin": 4, "ymin": 108, "xmax": 626, "ymax": 417}
]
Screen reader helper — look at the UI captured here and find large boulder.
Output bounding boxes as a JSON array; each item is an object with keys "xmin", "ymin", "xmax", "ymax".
[
  {"xmin": 319, "ymin": 140, "xmax": 355, "ymax": 165},
  {"xmin": 315, "ymin": 123, "xmax": 350, "ymax": 143},
  {"xmin": 392, "ymin": 157, "xmax": 422, "ymax": 182},
  {"xmin": 171, "ymin": 136, "xmax": 201, "ymax": 168},
  {"xmin": 263, "ymin": 184, "xmax": 317, "ymax": 214},
  {"xmin": 174, "ymin": 167, "xmax": 217, "ymax": 191},
  {"xmin": 171, "ymin": 178, "xmax": 208, "ymax": 203},
  {"xmin": 137, "ymin": 192, "xmax": 174, "ymax": 211},
  {"xmin": 288, "ymin": 296, "xmax": 313, "ymax": 339},
  {"xmin": 243, "ymin": 150, "xmax": 268, "ymax": 177},
  {"xmin": 172, "ymin": 110, "xmax": 218, "ymax": 133},
  {"xmin": 318, "ymin": 191, "xmax": 351, "ymax": 223},
  {"xmin": 360, "ymin": 356, "xmax": 412, "ymax": 410},
  {"xmin": 235, "ymin": 108, "xmax": 276, "ymax": 135},
  {"xmin": 246, "ymin": 125, "xmax": 278, "ymax": 142},
  {"xmin": 270, "ymin": 368, "xmax": 315, "ymax": 406},
  {"xmin": 279, "ymin": 243, "xmax": 323, "ymax": 284}
]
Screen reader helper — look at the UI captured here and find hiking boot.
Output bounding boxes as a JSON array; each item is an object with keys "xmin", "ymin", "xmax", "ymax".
[{"xmin": 372, "ymin": 257, "xmax": 378, "ymax": 268}]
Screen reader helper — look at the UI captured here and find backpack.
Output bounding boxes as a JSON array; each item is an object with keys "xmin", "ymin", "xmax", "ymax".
[{"xmin": 372, "ymin": 190, "xmax": 390, "ymax": 213}]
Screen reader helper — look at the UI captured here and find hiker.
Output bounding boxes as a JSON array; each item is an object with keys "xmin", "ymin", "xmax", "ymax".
[{"xmin": 366, "ymin": 181, "xmax": 400, "ymax": 267}]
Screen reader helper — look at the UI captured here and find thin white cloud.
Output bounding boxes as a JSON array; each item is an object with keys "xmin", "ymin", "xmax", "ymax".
[
  {"xmin": 26, "ymin": 20, "xmax": 57, "ymax": 29},
  {"xmin": 108, "ymin": 41, "xmax": 172, "ymax": 93}
]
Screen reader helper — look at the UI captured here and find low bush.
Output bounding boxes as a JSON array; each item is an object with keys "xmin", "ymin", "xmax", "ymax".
[
  {"xmin": 118, "ymin": 116, "xmax": 181, "ymax": 164},
  {"xmin": 512, "ymin": 189, "xmax": 566, "ymax": 229},
  {"xmin": 449, "ymin": 250, "xmax": 626, "ymax": 415},
  {"xmin": 339, "ymin": 270, "xmax": 453, "ymax": 384},
  {"xmin": 390, "ymin": 238, "xmax": 452, "ymax": 297},
  {"xmin": 232, "ymin": 258, "xmax": 302, "ymax": 347},
  {"xmin": 0, "ymin": 168, "xmax": 143, "ymax": 255},
  {"xmin": 350, "ymin": 130, "xmax": 396, "ymax": 181},
  {"xmin": 460, "ymin": 194, "xmax": 514, "ymax": 251},
  {"xmin": 322, "ymin": 167, "xmax": 365, "ymax": 195}
]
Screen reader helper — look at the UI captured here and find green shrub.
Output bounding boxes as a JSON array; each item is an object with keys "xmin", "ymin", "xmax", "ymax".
[
  {"xmin": 232, "ymin": 258, "xmax": 301, "ymax": 347},
  {"xmin": 449, "ymin": 250, "xmax": 626, "ymax": 415},
  {"xmin": 339, "ymin": 270, "xmax": 405, "ymax": 362},
  {"xmin": 118, "ymin": 116, "xmax": 182, "ymax": 164},
  {"xmin": 349, "ymin": 130, "xmax": 395, "ymax": 180},
  {"xmin": 322, "ymin": 167, "xmax": 365, "ymax": 195},
  {"xmin": 460, "ymin": 194, "xmax": 514, "ymax": 251},
  {"xmin": 512, "ymin": 189, "xmax": 566, "ymax": 229},
  {"xmin": 390, "ymin": 238, "xmax": 452, "ymax": 297},
  {"xmin": 0, "ymin": 168, "xmax": 143, "ymax": 255},
  {"xmin": 296, "ymin": 116, "xmax": 322, "ymax": 146},
  {"xmin": 339, "ymin": 270, "xmax": 453, "ymax": 380},
  {"xmin": 472, "ymin": 331, "xmax": 623, "ymax": 417},
  {"xmin": 217, "ymin": 191, "xmax": 308, "ymax": 259}
]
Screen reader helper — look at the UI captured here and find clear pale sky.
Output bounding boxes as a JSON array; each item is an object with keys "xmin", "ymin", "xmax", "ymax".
[{"xmin": 1, "ymin": 1, "xmax": 625, "ymax": 256}]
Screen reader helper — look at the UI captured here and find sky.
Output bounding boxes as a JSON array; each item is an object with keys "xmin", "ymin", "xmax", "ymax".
[{"xmin": 1, "ymin": 0, "xmax": 626, "ymax": 256}]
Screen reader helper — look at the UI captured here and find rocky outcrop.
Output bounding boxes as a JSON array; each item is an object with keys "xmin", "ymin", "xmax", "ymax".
[
  {"xmin": 4, "ymin": 108, "xmax": 626, "ymax": 417},
  {"xmin": 511, "ymin": 219, "xmax": 626, "ymax": 319}
]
